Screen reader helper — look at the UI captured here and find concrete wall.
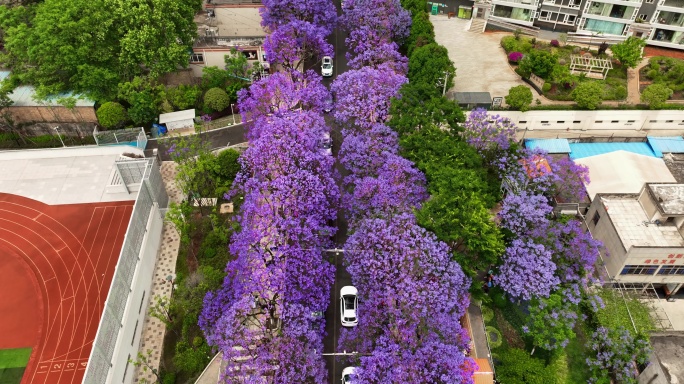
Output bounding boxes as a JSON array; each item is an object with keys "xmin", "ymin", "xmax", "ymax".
[
  {"xmin": 190, "ymin": 47, "xmax": 264, "ymax": 77},
  {"xmin": 492, "ymin": 110, "xmax": 684, "ymax": 133},
  {"xmin": 639, "ymin": 188, "xmax": 659, "ymax": 222},
  {"xmin": 15, "ymin": 122, "xmax": 97, "ymax": 138},
  {"xmin": 107, "ymin": 204, "xmax": 164, "ymax": 384},
  {"xmin": 8, "ymin": 106, "xmax": 97, "ymax": 124},
  {"xmin": 587, "ymin": 197, "xmax": 629, "ymax": 278}
]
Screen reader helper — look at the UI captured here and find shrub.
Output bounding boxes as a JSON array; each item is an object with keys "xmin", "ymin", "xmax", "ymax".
[
  {"xmin": 641, "ymin": 83, "xmax": 673, "ymax": 109},
  {"xmin": 160, "ymin": 99, "xmax": 174, "ymax": 114},
  {"xmin": 486, "ymin": 326, "xmax": 503, "ymax": 349},
  {"xmin": 96, "ymin": 102, "xmax": 128, "ymax": 130},
  {"xmin": 613, "ymin": 85, "xmax": 627, "ymax": 100},
  {"xmin": 542, "ymin": 83, "xmax": 552, "ymax": 92},
  {"xmin": 497, "ymin": 349, "xmax": 556, "ymax": 383},
  {"xmin": 519, "ymin": 50, "xmax": 557, "ymax": 79},
  {"xmin": 481, "ymin": 306, "xmax": 494, "ymax": 323},
  {"xmin": 508, "ymin": 52, "xmax": 523, "ymax": 64},
  {"xmin": 611, "ymin": 36, "xmax": 647, "ymax": 68},
  {"xmin": 167, "ymin": 84, "xmax": 202, "ymax": 110},
  {"xmin": 572, "ymin": 47, "xmax": 581, "ymax": 54},
  {"xmin": 505, "ymin": 85, "xmax": 533, "ymax": 111},
  {"xmin": 550, "ymin": 39, "xmax": 559, "ymax": 47},
  {"xmin": 572, "ymin": 81, "xmax": 604, "ymax": 109},
  {"xmin": 203, "ymin": 87, "xmax": 230, "ymax": 112}
]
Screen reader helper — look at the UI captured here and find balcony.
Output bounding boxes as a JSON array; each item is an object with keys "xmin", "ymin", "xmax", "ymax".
[
  {"xmin": 652, "ymin": 28, "xmax": 684, "ymax": 43},
  {"xmin": 662, "ymin": 0, "xmax": 684, "ymax": 8},
  {"xmin": 654, "ymin": 10, "xmax": 684, "ymax": 27},
  {"xmin": 493, "ymin": 0, "xmax": 538, "ymax": 6},
  {"xmin": 586, "ymin": 2, "xmax": 636, "ymax": 20},
  {"xmin": 492, "ymin": 5, "xmax": 533, "ymax": 21}
]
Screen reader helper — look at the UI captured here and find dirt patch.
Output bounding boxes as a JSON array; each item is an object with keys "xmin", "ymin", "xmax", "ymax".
[{"xmin": 494, "ymin": 309, "xmax": 525, "ymax": 349}]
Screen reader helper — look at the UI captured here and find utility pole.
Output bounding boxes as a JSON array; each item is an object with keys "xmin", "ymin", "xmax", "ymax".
[
  {"xmin": 230, "ymin": 104, "xmax": 237, "ymax": 125},
  {"xmin": 442, "ymin": 70, "xmax": 451, "ymax": 96}
]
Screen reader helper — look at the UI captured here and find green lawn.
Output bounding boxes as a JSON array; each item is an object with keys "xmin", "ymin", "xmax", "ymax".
[{"xmin": 0, "ymin": 348, "xmax": 32, "ymax": 384}]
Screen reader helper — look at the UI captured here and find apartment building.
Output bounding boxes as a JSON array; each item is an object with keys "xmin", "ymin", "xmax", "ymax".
[
  {"xmin": 484, "ymin": 0, "xmax": 684, "ymax": 51},
  {"xmin": 586, "ymin": 183, "xmax": 684, "ymax": 296}
]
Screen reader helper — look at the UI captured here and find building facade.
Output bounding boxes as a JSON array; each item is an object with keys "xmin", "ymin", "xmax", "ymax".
[
  {"xmin": 485, "ymin": 0, "xmax": 684, "ymax": 50},
  {"xmin": 190, "ymin": 3, "xmax": 268, "ymax": 77},
  {"xmin": 586, "ymin": 184, "xmax": 684, "ymax": 296}
]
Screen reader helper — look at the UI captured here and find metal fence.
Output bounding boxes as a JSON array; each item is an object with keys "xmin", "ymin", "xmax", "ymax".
[
  {"xmin": 93, "ymin": 127, "xmax": 147, "ymax": 151},
  {"xmin": 83, "ymin": 158, "xmax": 168, "ymax": 384}
]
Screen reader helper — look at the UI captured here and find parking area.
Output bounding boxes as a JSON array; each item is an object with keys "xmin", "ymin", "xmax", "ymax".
[{"xmin": 431, "ymin": 15, "xmax": 528, "ymax": 100}]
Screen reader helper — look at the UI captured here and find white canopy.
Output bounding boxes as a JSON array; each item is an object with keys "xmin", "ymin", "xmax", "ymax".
[{"xmin": 575, "ymin": 150, "xmax": 676, "ymax": 200}]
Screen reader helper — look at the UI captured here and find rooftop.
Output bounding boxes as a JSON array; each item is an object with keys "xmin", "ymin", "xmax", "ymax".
[
  {"xmin": 601, "ymin": 196, "xmax": 684, "ymax": 248},
  {"xmin": 647, "ymin": 183, "xmax": 684, "ymax": 216},
  {"xmin": 0, "ymin": 71, "xmax": 95, "ymax": 107}
]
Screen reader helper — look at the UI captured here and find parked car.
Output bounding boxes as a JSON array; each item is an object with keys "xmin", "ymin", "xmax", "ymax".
[
  {"xmin": 341, "ymin": 366, "xmax": 357, "ymax": 384},
  {"xmin": 320, "ymin": 132, "xmax": 333, "ymax": 156},
  {"xmin": 322, "ymin": 56, "xmax": 333, "ymax": 77},
  {"xmin": 340, "ymin": 286, "xmax": 358, "ymax": 327}
]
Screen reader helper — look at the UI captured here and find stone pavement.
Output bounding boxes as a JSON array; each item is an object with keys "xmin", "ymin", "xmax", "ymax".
[{"xmin": 134, "ymin": 162, "xmax": 183, "ymax": 383}]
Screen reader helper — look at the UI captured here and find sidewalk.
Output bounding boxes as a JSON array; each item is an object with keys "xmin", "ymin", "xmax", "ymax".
[{"xmin": 134, "ymin": 162, "xmax": 183, "ymax": 383}]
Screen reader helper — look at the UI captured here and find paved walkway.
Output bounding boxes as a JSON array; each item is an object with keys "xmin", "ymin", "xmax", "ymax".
[
  {"xmin": 431, "ymin": 14, "xmax": 648, "ymax": 107},
  {"xmin": 466, "ymin": 303, "xmax": 490, "ymax": 360},
  {"xmin": 134, "ymin": 162, "xmax": 183, "ymax": 383}
]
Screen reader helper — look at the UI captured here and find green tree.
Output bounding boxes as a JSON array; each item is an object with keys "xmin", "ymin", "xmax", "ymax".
[
  {"xmin": 213, "ymin": 148, "xmax": 241, "ymax": 196},
  {"xmin": 527, "ymin": 292, "xmax": 576, "ymax": 355},
  {"xmin": 166, "ymin": 84, "xmax": 202, "ymax": 110},
  {"xmin": 505, "ymin": 85, "xmax": 533, "ymax": 111},
  {"xmin": 408, "ymin": 43, "xmax": 456, "ymax": 91},
  {"xmin": 117, "ymin": 77, "xmax": 165, "ymax": 125},
  {"xmin": 406, "ymin": 11, "xmax": 435, "ymax": 55},
  {"xmin": 388, "ymin": 82, "xmax": 464, "ymax": 136},
  {"xmin": 96, "ymin": 102, "xmax": 128, "ymax": 129},
  {"xmin": 173, "ymin": 338, "xmax": 212, "ymax": 374},
  {"xmin": 611, "ymin": 36, "xmax": 646, "ymax": 68},
  {"xmin": 201, "ymin": 66, "xmax": 231, "ymax": 91},
  {"xmin": 224, "ymin": 47, "xmax": 252, "ymax": 80},
  {"xmin": 519, "ymin": 50, "xmax": 557, "ymax": 79},
  {"xmin": 130, "ymin": 349, "xmax": 162, "ymax": 384},
  {"xmin": 497, "ymin": 349, "xmax": 556, "ymax": 384},
  {"xmin": 572, "ymin": 81, "xmax": 604, "ymax": 110},
  {"xmin": 203, "ymin": 87, "xmax": 230, "ymax": 112},
  {"xmin": 401, "ymin": 0, "xmax": 427, "ymax": 16},
  {"xmin": 641, "ymin": 83, "xmax": 673, "ymax": 109}
]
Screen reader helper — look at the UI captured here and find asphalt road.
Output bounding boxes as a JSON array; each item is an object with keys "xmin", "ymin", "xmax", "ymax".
[
  {"xmin": 145, "ymin": 123, "xmax": 246, "ymax": 160},
  {"xmin": 322, "ymin": 2, "xmax": 354, "ymax": 383}
]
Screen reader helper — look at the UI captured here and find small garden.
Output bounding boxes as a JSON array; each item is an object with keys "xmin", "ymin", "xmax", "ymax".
[
  {"xmin": 640, "ymin": 56, "xmax": 684, "ymax": 101},
  {"xmin": 94, "ymin": 48, "xmax": 260, "ymax": 133},
  {"xmin": 482, "ymin": 284, "xmax": 655, "ymax": 384},
  {"xmin": 501, "ymin": 33, "xmax": 637, "ymax": 109},
  {"xmin": 136, "ymin": 135, "xmax": 242, "ymax": 384}
]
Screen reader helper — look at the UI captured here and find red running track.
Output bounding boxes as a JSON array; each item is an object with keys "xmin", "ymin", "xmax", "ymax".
[{"xmin": 0, "ymin": 193, "xmax": 133, "ymax": 384}]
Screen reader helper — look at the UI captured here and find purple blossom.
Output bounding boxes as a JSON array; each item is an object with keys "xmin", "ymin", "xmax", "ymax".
[
  {"xmin": 508, "ymin": 51, "xmax": 524, "ymax": 63},
  {"xmin": 497, "ymin": 239, "xmax": 560, "ymax": 301}
]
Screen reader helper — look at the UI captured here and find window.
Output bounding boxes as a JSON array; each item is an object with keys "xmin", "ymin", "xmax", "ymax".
[
  {"xmin": 621, "ymin": 265, "xmax": 659, "ymax": 275},
  {"xmin": 540, "ymin": 10, "xmax": 550, "ymax": 20},
  {"xmin": 592, "ymin": 211, "xmax": 600, "ymax": 225},
  {"xmin": 645, "ymin": 0, "xmax": 654, "ymax": 3},
  {"xmin": 566, "ymin": 14, "xmax": 576, "ymax": 24},
  {"xmin": 666, "ymin": 120, "xmax": 674, "ymax": 123},
  {"xmin": 658, "ymin": 265, "xmax": 684, "ymax": 275},
  {"xmin": 190, "ymin": 53, "xmax": 204, "ymax": 63},
  {"xmin": 638, "ymin": 14, "xmax": 648, "ymax": 22},
  {"xmin": 611, "ymin": 120, "xmax": 619, "ymax": 123},
  {"xmin": 139, "ymin": 291, "xmax": 146, "ymax": 314},
  {"xmin": 650, "ymin": 120, "xmax": 657, "ymax": 123},
  {"xmin": 573, "ymin": 120, "xmax": 581, "ymax": 123},
  {"xmin": 557, "ymin": 121, "xmax": 565, "ymax": 123},
  {"xmin": 519, "ymin": 121, "xmax": 527, "ymax": 124},
  {"xmin": 131, "ymin": 320, "xmax": 139, "ymax": 346},
  {"xmin": 123, "ymin": 355, "xmax": 131, "ymax": 382},
  {"xmin": 595, "ymin": 120, "xmax": 603, "ymax": 123},
  {"xmin": 628, "ymin": 120, "xmax": 635, "ymax": 123},
  {"xmin": 541, "ymin": 120, "xmax": 549, "ymax": 123}
]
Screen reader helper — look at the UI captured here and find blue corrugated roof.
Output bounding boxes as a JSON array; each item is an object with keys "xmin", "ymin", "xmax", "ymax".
[
  {"xmin": 568, "ymin": 142, "xmax": 658, "ymax": 159},
  {"xmin": 647, "ymin": 136, "xmax": 684, "ymax": 156},
  {"xmin": 525, "ymin": 139, "xmax": 571, "ymax": 153}
]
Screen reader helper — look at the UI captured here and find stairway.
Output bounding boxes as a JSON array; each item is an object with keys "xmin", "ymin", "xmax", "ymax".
[{"xmin": 469, "ymin": 18, "xmax": 487, "ymax": 33}]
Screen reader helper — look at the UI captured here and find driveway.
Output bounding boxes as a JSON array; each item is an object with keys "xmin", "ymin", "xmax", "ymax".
[{"xmin": 431, "ymin": 15, "xmax": 528, "ymax": 100}]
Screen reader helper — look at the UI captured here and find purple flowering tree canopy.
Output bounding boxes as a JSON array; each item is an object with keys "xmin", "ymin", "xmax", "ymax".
[
  {"xmin": 260, "ymin": 0, "xmax": 337, "ymax": 35},
  {"xmin": 331, "ymin": 65, "xmax": 407, "ymax": 126},
  {"xmin": 497, "ymin": 238, "xmax": 560, "ymax": 301},
  {"xmin": 263, "ymin": 20, "xmax": 333, "ymax": 70},
  {"xmin": 463, "ymin": 108, "xmax": 517, "ymax": 167},
  {"xmin": 340, "ymin": 0, "xmax": 412, "ymax": 44}
]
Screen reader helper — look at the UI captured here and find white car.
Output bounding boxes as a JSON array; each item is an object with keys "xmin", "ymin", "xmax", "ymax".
[
  {"xmin": 322, "ymin": 56, "xmax": 333, "ymax": 77},
  {"xmin": 320, "ymin": 132, "xmax": 333, "ymax": 156},
  {"xmin": 341, "ymin": 366, "xmax": 357, "ymax": 384},
  {"xmin": 340, "ymin": 286, "xmax": 358, "ymax": 327}
]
